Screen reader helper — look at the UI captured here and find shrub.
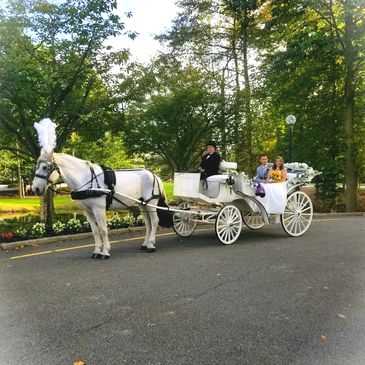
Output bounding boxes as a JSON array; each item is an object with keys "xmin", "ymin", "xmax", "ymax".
[
  {"xmin": 107, "ymin": 213, "xmax": 125, "ymax": 229},
  {"xmin": 106, "ymin": 213, "xmax": 142, "ymax": 229},
  {"xmin": 136, "ymin": 215, "xmax": 145, "ymax": 226},
  {"xmin": 122, "ymin": 214, "xmax": 136, "ymax": 227},
  {"xmin": 65, "ymin": 218, "xmax": 82, "ymax": 233},
  {"xmin": 30, "ymin": 223, "xmax": 46, "ymax": 238},
  {"xmin": 82, "ymin": 220, "xmax": 91, "ymax": 231},
  {"xmin": 0, "ymin": 232, "xmax": 14, "ymax": 242},
  {"xmin": 52, "ymin": 221, "xmax": 66, "ymax": 235},
  {"xmin": 14, "ymin": 227, "xmax": 28, "ymax": 238}
]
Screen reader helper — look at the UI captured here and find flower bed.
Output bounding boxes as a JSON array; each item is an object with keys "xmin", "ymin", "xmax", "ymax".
[{"xmin": 0, "ymin": 213, "xmax": 145, "ymax": 243}]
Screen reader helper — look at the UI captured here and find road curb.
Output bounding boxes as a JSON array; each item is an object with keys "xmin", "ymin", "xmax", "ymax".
[{"xmin": 0, "ymin": 212, "xmax": 363, "ymax": 251}]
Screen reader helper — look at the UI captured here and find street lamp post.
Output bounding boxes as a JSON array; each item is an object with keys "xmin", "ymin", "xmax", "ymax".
[{"xmin": 286, "ymin": 115, "xmax": 296, "ymax": 162}]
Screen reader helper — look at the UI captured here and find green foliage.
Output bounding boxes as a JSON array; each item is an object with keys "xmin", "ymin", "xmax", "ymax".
[
  {"xmin": 0, "ymin": 0, "xmax": 363, "ymax": 213},
  {"xmin": 63, "ymin": 131, "xmax": 142, "ymax": 169},
  {"xmin": 257, "ymin": 0, "xmax": 364, "ymax": 209},
  {"xmin": 0, "ymin": 0, "xmax": 127, "ymax": 161},
  {"xmin": 122, "ymin": 58, "xmax": 223, "ymax": 173}
]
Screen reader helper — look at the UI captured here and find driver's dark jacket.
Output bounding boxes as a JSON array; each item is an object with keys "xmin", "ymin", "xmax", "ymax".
[{"xmin": 199, "ymin": 152, "xmax": 221, "ymax": 178}]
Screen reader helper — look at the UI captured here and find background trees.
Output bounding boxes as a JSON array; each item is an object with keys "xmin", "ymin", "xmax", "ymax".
[
  {"xmin": 120, "ymin": 57, "xmax": 223, "ymax": 173},
  {"xmin": 259, "ymin": 0, "xmax": 364, "ymax": 211},
  {"xmin": 0, "ymin": 0, "xmax": 131, "ymax": 228},
  {"xmin": 0, "ymin": 0, "xmax": 364, "ymax": 212},
  {"xmin": 0, "ymin": 0, "xmax": 127, "ymax": 160}
]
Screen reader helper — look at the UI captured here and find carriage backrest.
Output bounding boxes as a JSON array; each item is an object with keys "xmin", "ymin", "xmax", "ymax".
[{"xmin": 219, "ymin": 161, "xmax": 237, "ymax": 173}]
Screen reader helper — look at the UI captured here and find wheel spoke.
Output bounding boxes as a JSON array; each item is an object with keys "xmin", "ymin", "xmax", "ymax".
[
  {"xmin": 243, "ymin": 211, "xmax": 264, "ymax": 230},
  {"xmin": 216, "ymin": 205, "xmax": 242, "ymax": 244},
  {"xmin": 282, "ymin": 192, "xmax": 313, "ymax": 237},
  {"xmin": 301, "ymin": 206, "xmax": 312, "ymax": 213},
  {"xmin": 173, "ymin": 204, "xmax": 197, "ymax": 237}
]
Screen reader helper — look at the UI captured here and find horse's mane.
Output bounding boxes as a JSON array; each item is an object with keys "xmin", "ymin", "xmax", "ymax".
[{"xmin": 55, "ymin": 153, "xmax": 98, "ymax": 169}]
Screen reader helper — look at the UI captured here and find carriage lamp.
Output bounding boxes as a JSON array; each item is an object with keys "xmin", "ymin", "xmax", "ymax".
[{"xmin": 286, "ymin": 115, "xmax": 296, "ymax": 162}]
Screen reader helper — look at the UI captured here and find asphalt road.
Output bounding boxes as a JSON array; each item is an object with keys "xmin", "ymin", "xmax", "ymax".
[{"xmin": 0, "ymin": 217, "xmax": 364, "ymax": 365}]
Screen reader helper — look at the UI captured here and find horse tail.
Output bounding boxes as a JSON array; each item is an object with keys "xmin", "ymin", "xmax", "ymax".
[
  {"xmin": 154, "ymin": 175, "xmax": 173, "ymax": 228},
  {"xmin": 155, "ymin": 175, "xmax": 168, "ymax": 203}
]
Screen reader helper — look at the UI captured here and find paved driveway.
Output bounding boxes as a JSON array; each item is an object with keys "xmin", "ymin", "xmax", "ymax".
[{"xmin": 0, "ymin": 217, "xmax": 364, "ymax": 365}]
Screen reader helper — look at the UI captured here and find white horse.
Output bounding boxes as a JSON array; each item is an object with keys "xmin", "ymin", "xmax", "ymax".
[{"xmin": 32, "ymin": 152, "xmax": 168, "ymax": 259}]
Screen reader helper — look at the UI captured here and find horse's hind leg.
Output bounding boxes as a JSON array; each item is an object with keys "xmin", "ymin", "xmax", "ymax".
[
  {"xmin": 93, "ymin": 209, "xmax": 110, "ymax": 259},
  {"xmin": 147, "ymin": 207, "xmax": 159, "ymax": 252},
  {"xmin": 140, "ymin": 204, "xmax": 159, "ymax": 253},
  {"xmin": 139, "ymin": 206, "xmax": 152, "ymax": 251},
  {"xmin": 84, "ymin": 210, "xmax": 103, "ymax": 259}
]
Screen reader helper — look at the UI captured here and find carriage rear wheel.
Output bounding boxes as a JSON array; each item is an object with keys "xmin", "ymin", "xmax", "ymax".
[
  {"xmin": 281, "ymin": 191, "xmax": 313, "ymax": 237},
  {"xmin": 173, "ymin": 202, "xmax": 198, "ymax": 237},
  {"xmin": 215, "ymin": 205, "xmax": 243, "ymax": 245},
  {"xmin": 242, "ymin": 211, "xmax": 265, "ymax": 230}
]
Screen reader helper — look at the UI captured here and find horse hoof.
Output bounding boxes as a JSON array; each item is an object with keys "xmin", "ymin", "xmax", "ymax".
[
  {"xmin": 146, "ymin": 248, "xmax": 156, "ymax": 253},
  {"xmin": 140, "ymin": 246, "xmax": 147, "ymax": 250},
  {"xmin": 91, "ymin": 253, "xmax": 102, "ymax": 259},
  {"xmin": 98, "ymin": 254, "xmax": 110, "ymax": 260}
]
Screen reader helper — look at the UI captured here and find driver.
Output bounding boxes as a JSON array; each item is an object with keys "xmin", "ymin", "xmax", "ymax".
[{"xmin": 198, "ymin": 141, "xmax": 221, "ymax": 179}]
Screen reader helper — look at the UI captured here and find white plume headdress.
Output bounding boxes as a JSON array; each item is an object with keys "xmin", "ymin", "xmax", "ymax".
[{"xmin": 34, "ymin": 118, "xmax": 57, "ymax": 154}]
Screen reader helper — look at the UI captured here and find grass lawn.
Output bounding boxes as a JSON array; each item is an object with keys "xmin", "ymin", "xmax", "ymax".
[
  {"xmin": 163, "ymin": 181, "xmax": 174, "ymax": 201},
  {"xmin": 0, "ymin": 196, "xmax": 78, "ymax": 213},
  {"xmin": 0, "ymin": 182, "xmax": 175, "ymax": 213}
]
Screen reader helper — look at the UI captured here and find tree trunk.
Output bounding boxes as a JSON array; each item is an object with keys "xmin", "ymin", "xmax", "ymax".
[
  {"xmin": 16, "ymin": 139, "xmax": 25, "ymax": 198},
  {"xmin": 343, "ymin": 2, "xmax": 358, "ymax": 211},
  {"xmin": 219, "ymin": 67, "xmax": 227, "ymax": 160},
  {"xmin": 40, "ymin": 189, "xmax": 55, "ymax": 233},
  {"xmin": 241, "ymin": 7, "xmax": 253, "ymax": 174},
  {"xmin": 231, "ymin": 18, "xmax": 242, "ymax": 167}
]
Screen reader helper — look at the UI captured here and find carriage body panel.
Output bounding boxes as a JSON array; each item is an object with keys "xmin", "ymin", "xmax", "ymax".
[{"xmin": 173, "ymin": 173, "xmax": 255, "ymax": 204}]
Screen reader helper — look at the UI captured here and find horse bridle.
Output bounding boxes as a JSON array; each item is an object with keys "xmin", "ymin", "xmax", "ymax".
[{"xmin": 34, "ymin": 159, "xmax": 60, "ymax": 183}]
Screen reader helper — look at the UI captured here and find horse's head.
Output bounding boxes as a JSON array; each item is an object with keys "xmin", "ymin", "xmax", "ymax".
[{"xmin": 32, "ymin": 152, "xmax": 60, "ymax": 195}]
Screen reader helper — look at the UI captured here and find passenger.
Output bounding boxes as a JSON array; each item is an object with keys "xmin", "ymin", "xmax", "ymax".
[
  {"xmin": 267, "ymin": 156, "xmax": 288, "ymax": 183},
  {"xmin": 255, "ymin": 153, "xmax": 270, "ymax": 182},
  {"xmin": 198, "ymin": 141, "xmax": 221, "ymax": 179}
]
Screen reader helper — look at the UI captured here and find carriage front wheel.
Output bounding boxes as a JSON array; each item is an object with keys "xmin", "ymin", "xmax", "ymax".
[
  {"xmin": 281, "ymin": 191, "xmax": 313, "ymax": 237},
  {"xmin": 215, "ymin": 205, "xmax": 243, "ymax": 245},
  {"xmin": 173, "ymin": 202, "xmax": 198, "ymax": 237}
]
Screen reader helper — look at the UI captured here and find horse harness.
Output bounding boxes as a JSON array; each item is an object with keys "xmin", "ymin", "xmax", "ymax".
[
  {"xmin": 36, "ymin": 158, "xmax": 163, "ymax": 210},
  {"xmin": 70, "ymin": 165, "xmax": 162, "ymax": 210}
]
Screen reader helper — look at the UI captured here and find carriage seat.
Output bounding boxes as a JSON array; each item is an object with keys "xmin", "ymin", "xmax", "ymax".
[
  {"xmin": 200, "ymin": 161, "xmax": 237, "ymax": 198},
  {"xmin": 201, "ymin": 175, "xmax": 229, "ymax": 198}
]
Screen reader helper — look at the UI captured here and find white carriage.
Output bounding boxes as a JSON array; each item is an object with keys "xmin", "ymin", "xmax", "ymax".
[{"xmin": 172, "ymin": 161, "xmax": 320, "ymax": 245}]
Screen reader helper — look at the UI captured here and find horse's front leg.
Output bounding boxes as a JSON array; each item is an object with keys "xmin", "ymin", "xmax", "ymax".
[
  {"xmin": 93, "ymin": 209, "xmax": 110, "ymax": 260},
  {"xmin": 83, "ymin": 210, "xmax": 103, "ymax": 259}
]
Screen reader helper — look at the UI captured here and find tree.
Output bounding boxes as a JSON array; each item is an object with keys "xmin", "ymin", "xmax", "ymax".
[
  {"xmin": 121, "ymin": 58, "xmax": 223, "ymax": 173},
  {"xmin": 259, "ymin": 0, "xmax": 364, "ymax": 211},
  {"xmin": 158, "ymin": 0, "xmax": 268, "ymax": 173},
  {"xmin": 64, "ymin": 131, "xmax": 142, "ymax": 169},
  {"xmin": 0, "ymin": 0, "xmax": 130, "ymax": 229},
  {"xmin": 0, "ymin": 0, "xmax": 128, "ymax": 157}
]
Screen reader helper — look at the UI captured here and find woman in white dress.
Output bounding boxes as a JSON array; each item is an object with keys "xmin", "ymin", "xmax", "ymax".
[{"xmin": 267, "ymin": 156, "xmax": 288, "ymax": 183}]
